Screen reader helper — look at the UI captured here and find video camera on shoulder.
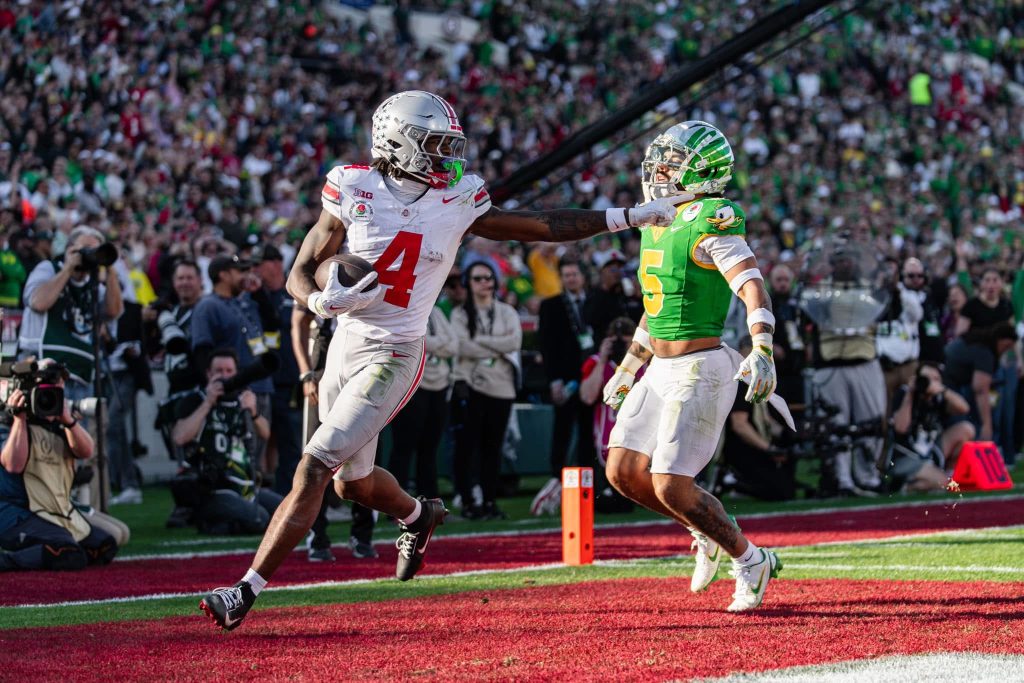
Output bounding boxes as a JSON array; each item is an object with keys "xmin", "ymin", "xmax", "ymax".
[{"xmin": 0, "ymin": 360, "xmax": 99, "ymax": 421}]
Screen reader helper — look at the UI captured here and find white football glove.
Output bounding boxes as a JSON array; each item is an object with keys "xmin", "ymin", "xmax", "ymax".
[
  {"xmin": 733, "ymin": 333, "xmax": 777, "ymax": 403},
  {"xmin": 602, "ymin": 351, "xmax": 647, "ymax": 410},
  {"xmin": 602, "ymin": 368, "xmax": 635, "ymax": 410},
  {"xmin": 308, "ymin": 264, "xmax": 384, "ymax": 319},
  {"xmin": 628, "ymin": 194, "xmax": 694, "ymax": 227}
]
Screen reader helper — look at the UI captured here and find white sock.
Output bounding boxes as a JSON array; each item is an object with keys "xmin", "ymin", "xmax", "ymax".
[
  {"xmin": 735, "ymin": 542, "xmax": 760, "ymax": 565},
  {"xmin": 400, "ymin": 499, "xmax": 422, "ymax": 526},
  {"xmin": 242, "ymin": 568, "xmax": 267, "ymax": 595}
]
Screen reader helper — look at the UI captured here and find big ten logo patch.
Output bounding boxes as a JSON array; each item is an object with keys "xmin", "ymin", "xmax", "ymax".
[{"xmin": 353, "ymin": 188, "xmax": 374, "ymax": 200}]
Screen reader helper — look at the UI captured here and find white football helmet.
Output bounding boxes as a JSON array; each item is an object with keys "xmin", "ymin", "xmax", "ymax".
[{"xmin": 371, "ymin": 90, "xmax": 468, "ymax": 189}]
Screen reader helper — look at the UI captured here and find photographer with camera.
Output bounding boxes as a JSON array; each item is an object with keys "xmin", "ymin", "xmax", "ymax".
[
  {"xmin": 0, "ymin": 359, "xmax": 122, "ymax": 571},
  {"xmin": 886, "ymin": 363, "xmax": 974, "ymax": 492},
  {"xmin": 17, "ymin": 226, "xmax": 122, "ymax": 403},
  {"xmin": 171, "ymin": 348, "xmax": 280, "ymax": 535}
]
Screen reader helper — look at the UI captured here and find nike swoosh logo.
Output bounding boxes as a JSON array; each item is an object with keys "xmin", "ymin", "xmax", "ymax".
[
  {"xmin": 707, "ymin": 546, "xmax": 720, "ymax": 563},
  {"xmin": 417, "ymin": 528, "xmax": 435, "ymax": 555},
  {"xmin": 391, "ymin": 351, "xmax": 410, "ymax": 358},
  {"xmin": 441, "ymin": 195, "xmax": 460, "ymax": 204},
  {"xmin": 222, "ymin": 612, "xmax": 238, "ymax": 627},
  {"xmin": 327, "ymin": 304, "xmax": 344, "ymax": 312}
]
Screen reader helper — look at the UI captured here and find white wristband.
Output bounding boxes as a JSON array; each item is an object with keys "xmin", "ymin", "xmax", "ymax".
[
  {"xmin": 747, "ymin": 307, "xmax": 775, "ymax": 333},
  {"xmin": 307, "ymin": 291, "xmax": 327, "ymax": 318},
  {"xmin": 605, "ymin": 207, "xmax": 630, "ymax": 232},
  {"xmin": 632, "ymin": 326, "xmax": 652, "ymax": 353},
  {"xmin": 618, "ymin": 353, "xmax": 646, "ymax": 375}
]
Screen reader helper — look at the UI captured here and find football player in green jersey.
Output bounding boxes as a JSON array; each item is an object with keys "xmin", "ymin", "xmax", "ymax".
[{"xmin": 601, "ymin": 121, "xmax": 790, "ymax": 612}]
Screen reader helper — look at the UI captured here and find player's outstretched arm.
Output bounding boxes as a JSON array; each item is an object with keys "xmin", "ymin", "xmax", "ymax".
[
  {"xmin": 285, "ymin": 209, "xmax": 347, "ymax": 309},
  {"xmin": 468, "ymin": 196, "xmax": 686, "ymax": 243}
]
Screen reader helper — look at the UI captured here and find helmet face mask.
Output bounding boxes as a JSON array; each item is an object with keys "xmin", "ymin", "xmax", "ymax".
[
  {"xmin": 641, "ymin": 121, "xmax": 734, "ymax": 200},
  {"xmin": 372, "ymin": 91, "xmax": 468, "ymax": 189}
]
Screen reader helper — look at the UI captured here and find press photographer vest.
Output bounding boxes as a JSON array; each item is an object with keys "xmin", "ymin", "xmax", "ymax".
[
  {"xmin": 36, "ymin": 261, "xmax": 98, "ymax": 385},
  {"xmin": 23, "ymin": 422, "xmax": 90, "ymax": 542},
  {"xmin": 192, "ymin": 396, "xmax": 255, "ymax": 499}
]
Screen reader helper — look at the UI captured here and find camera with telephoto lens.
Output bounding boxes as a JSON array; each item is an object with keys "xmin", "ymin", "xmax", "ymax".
[
  {"xmin": 157, "ymin": 310, "xmax": 189, "ymax": 355},
  {"xmin": 216, "ymin": 354, "xmax": 280, "ymax": 401},
  {"xmin": 69, "ymin": 397, "xmax": 99, "ymax": 419},
  {"xmin": 0, "ymin": 360, "xmax": 68, "ymax": 419},
  {"xmin": 76, "ymin": 242, "xmax": 118, "ymax": 272}
]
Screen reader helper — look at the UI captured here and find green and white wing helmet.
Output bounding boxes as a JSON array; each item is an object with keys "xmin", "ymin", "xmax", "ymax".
[{"xmin": 641, "ymin": 120, "xmax": 735, "ymax": 201}]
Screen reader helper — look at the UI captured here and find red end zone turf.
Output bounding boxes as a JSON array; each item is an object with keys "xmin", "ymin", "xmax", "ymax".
[
  {"xmin": 1, "ymin": 578, "xmax": 1022, "ymax": 681},
  {"xmin": 2, "ymin": 497, "xmax": 1020, "ymax": 606}
]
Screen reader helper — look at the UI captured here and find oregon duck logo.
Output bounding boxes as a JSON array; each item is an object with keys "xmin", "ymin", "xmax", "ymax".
[{"xmin": 707, "ymin": 204, "xmax": 743, "ymax": 230}]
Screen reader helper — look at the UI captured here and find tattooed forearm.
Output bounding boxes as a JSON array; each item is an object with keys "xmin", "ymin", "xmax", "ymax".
[
  {"xmin": 535, "ymin": 209, "xmax": 608, "ymax": 241},
  {"xmin": 474, "ymin": 207, "xmax": 609, "ymax": 242},
  {"xmin": 627, "ymin": 342, "xmax": 654, "ymax": 362}
]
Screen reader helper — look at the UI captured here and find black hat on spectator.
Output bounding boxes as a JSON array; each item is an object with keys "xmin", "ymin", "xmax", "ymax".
[
  {"xmin": 208, "ymin": 254, "xmax": 251, "ymax": 282},
  {"xmin": 10, "ymin": 229, "xmax": 36, "ymax": 244},
  {"xmin": 251, "ymin": 243, "xmax": 283, "ymax": 264}
]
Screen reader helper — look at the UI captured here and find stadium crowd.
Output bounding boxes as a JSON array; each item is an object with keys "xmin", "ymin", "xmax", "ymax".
[{"xmin": 1, "ymin": 0, "xmax": 1023, "ymax": 568}]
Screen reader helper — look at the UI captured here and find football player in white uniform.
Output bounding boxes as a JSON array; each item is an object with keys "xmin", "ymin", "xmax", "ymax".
[{"xmin": 199, "ymin": 90, "xmax": 687, "ymax": 631}]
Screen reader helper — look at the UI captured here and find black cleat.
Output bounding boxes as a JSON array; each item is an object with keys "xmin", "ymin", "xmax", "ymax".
[
  {"xmin": 395, "ymin": 497, "xmax": 447, "ymax": 581},
  {"xmin": 199, "ymin": 581, "xmax": 256, "ymax": 631}
]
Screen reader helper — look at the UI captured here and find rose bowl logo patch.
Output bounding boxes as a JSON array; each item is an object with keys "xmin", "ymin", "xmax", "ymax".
[
  {"xmin": 682, "ymin": 201, "xmax": 703, "ymax": 222},
  {"xmin": 348, "ymin": 201, "xmax": 374, "ymax": 222}
]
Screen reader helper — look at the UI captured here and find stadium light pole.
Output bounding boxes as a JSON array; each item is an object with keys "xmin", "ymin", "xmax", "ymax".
[{"xmin": 489, "ymin": 0, "xmax": 841, "ymax": 203}]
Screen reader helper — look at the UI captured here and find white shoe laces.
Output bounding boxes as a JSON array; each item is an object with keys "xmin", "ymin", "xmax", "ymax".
[
  {"xmin": 216, "ymin": 586, "xmax": 244, "ymax": 611},
  {"xmin": 396, "ymin": 531, "xmax": 418, "ymax": 559},
  {"xmin": 729, "ymin": 552, "xmax": 765, "ymax": 599},
  {"xmin": 690, "ymin": 532, "xmax": 709, "ymax": 554}
]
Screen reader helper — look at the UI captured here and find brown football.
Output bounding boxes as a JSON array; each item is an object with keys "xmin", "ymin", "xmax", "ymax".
[{"xmin": 314, "ymin": 253, "xmax": 377, "ymax": 291}]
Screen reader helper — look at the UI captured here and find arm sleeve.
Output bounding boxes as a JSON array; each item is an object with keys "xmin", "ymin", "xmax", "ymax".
[
  {"xmin": 189, "ymin": 299, "xmax": 214, "ymax": 350},
  {"xmin": 321, "ymin": 167, "xmax": 344, "ymax": 221},
  {"xmin": 466, "ymin": 175, "xmax": 491, "ymax": 221},
  {"xmin": 174, "ymin": 393, "xmax": 203, "ymax": 421},
  {"xmin": 697, "ymin": 235, "xmax": 756, "ymax": 274},
  {"xmin": 451, "ymin": 308, "xmax": 494, "ymax": 359},
  {"xmin": 22, "ymin": 260, "xmax": 56, "ymax": 307}
]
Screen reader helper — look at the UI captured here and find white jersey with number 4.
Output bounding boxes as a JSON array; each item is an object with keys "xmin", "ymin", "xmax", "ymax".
[{"xmin": 320, "ymin": 164, "xmax": 491, "ymax": 342}]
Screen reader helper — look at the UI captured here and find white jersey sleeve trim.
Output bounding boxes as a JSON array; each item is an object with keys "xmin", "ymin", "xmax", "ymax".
[
  {"xmin": 695, "ymin": 234, "xmax": 754, "ymax": 274},
  {"xmin": 321, "ymin": 166, "xmax": 345, "ymax": 220}
]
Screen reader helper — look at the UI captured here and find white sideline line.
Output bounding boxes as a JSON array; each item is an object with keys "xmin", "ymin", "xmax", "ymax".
[
  {"xmin": 10, "ymin": 524, "xmax": 1024, "ymax": 611},
  {"xmin": 784, "ymin": 563, "xmax": 1024, "ymax": 575},
  {"xmin": 120, "ymin": 493, "xmax": 1024, "ymax": 562}
]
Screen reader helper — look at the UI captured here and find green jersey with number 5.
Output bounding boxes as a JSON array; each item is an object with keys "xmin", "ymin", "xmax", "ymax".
[{"xmin": 638, "ymin": 197, "xmax": 746, "ymax": 341}]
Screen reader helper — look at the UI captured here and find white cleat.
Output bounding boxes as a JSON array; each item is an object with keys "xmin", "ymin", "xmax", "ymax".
[
  {"xmin": 727, "ymin": 548, "xmax": 782, "ymax": 613},
  {"xmin": 690, "ymin": 532, "xmax": 724, "ymax": 593}
]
